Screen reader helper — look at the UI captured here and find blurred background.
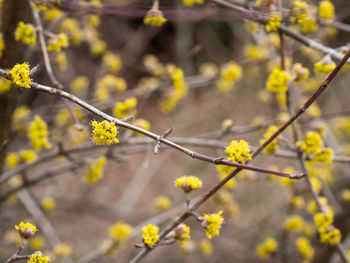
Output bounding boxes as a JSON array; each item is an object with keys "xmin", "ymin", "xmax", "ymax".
[{"xmin": 1, "ymin": 0, "xmax": 350, "ymax": 262}]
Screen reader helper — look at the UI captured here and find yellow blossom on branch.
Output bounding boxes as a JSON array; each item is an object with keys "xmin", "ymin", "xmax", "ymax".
[
  {"xmin": 320, "ymin": 228, "xmax": 342, "ymax": 245},
  {"xmin": 266, "ymin": 67, "xmax": 291, "ymax": 93},
  {"xmin": 47, "ymin": 33, "xmax": 69, "ymax": 52},
  {"xmin": 15, "ymin": 221, "xmax": 37, "ymax": 239},
  {"xmin": 53, "ymin": 243, "xmax": 72, "ymax": 258},
  {"xmin": 144, "ymin": 3, "xmax": 167, "ymax": 27},
  {"xmin": 256, "ymin": 237, "xmax": 278, "ymax": 259},
  {"xmin": 113, "ymin": 97, "xmax": 137, "ymax": 119},
  {"xmin": 319, "ymin": 0, "xmax": 335, "ymax": 21},
  {"xmin": 175, "ymin": 176, "xmax": 202, "ymax": 192},
  {"xmin": 299, "ymin": 131, "xmax": 323, "ymax": 155},
  {"xmin": 260, "ymin": 125, "xmax": 279, "ymax": 154},
  {"xmin": 142, "ymin": 224, "xmax": 159, "ymax": 248},
  {"xmin": 202, "ymin": 210, "xmax": 224, "ymax": 239},
  {"xmin": 296, "ymin": 237, "xmax": 314, "ymax": 260},
  {"xmin": 284, "ymin": 215, "xmax": 304, "ymax": 232},
  {"xmin": 315, "ymin": 60, "xmax": 336, "ymax": 74},
  {"xmin": 225, "ymin": 140, "xmax": 251, "ymax": 163},
  {"xmin": 41, "ymin": 196, "xmax": 56, "ymax": 211},
  {"xmin": 9, "ymin": 63, "xmax": 31, "ymax": 89},
  {"xmin": 27, "ymin": 254, "xmax": 50, "ymax": 263},
  {"xmin": 266, "ymin": 12, "xmax": 282, "ymax": 32},
  {"xmin": 154, "ymin": 195, "xmax": 172, "ymax": 212},
  {"xmin": 91, "ymin": 120, "xmax": 119, "ymax": 145},
  {"xmin": 171, "ymin": 223, "xmax": 191, "ymax": 244},
  {"xmin": 6, "ymin": 153, "xmax": 20, "ymax": 168}
]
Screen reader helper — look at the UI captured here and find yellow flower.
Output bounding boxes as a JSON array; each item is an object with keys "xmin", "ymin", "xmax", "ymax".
[
  {"xmin": 314, "ymin": 60, "xmax": 336, "ymax": 74},
  {"xmin": 142, "ymin": 224, "xmax": 159, "ymax": 248},
  {"xmin": 20, "ymin": 149, "xmax": 37, "ymax": 163},
  {"xmin": 260, "ymin": 125, "xmax": 279, "ymax": 154},
  {"xmin": 266, "ymin": 12, "xmax": 282, "ymax": 32},
  {"xmin": 320, "ymin": 228, "xmax": 342, "ymax": 244},
  {"xmin": 44, "ymin": 7, "xmax": 63, "ymax": 21},
  {"xmin": 284, "ymin": 215, "xmax": 304, "ymax": 232},
  {"xmin": 84, "ymin": 156, "xmax": 107, "ymax": 183},
  {"xmin": 6, "ymin": 153, "xmax": 20, "ymax": 168},
  {"xmin": 15, "ymin": 21, "xmax": 36, "ymax": 46},
  {"xmin": 244, "ymin": 44, "xmax": 269, "ymax": 60},
  {"xmin": 47, "ymin": 33, "xmax": 69, "ymax": 52},
  {"xmin": 296, "ymin": 237, "xmax": 314, "ymax": 260},
  {"xmin": 28, "ymin": 115, "xmax": 51, "ymax": 151},
  {"xmin": 171, "ymin": 223, "xmax": 191, "ymax": 245},
  {"xmin": 200, "ymin": 239, "xmax": 213, "ymax": 255},
  {"xmin": 27, "ymin": 254, "xmax": 50, "ymax": 263},
  {"xmin": 102, "ymin": 52, "xmax": 122, "ymax": 73},
  {"xmin": 71, "ymin": 76, "xmax": 90, "ymax": 92},
  {"xmin": 266, "ymin": 67, "xmax": 291, "ymax": 93},
  {"xmin": 91, "ymin": 120, "xmax": 119, "ymax": 145},
  {"xmin": 9, "ymin": 63, "xmax": 31, "ymax": 89},
  {"xmin": 175, "ymin": 176, "xmax": 202, "ymax": 192},
  {"xmin": 300, "ymin": 17, "xmax": 318, "ymax": 34},
  {"xmin": 256, "ymin": 237, "xmax": 278, "ymax": 259},
  {"xmin": 313, "ymin": 148, "xmax": 333, "ymax": 163},
  {"xmin": 60, "ymin": 18, "xmax": 82, "ymax": 45},
  {"xmin": 314, "ymin": 212, "xmax": 333, "ymax": 232},
  {"xmin": 15, "ymin": 221, "xmax": 37, "ymax": 239},
  {"xmin": 113, "ymin": 97, "xmax": 137, "ymax": 119},
  {"xmin": 53, "ymin": 243, "xmax": 72, "ymax": 258},
  {"xmin": 41, "ymin": 197, "xmax": 56, "ymax": 211},
  {"xmin": 291, "ymin": 1, "xmax": 309, "ymax": 23},
  {"xmin": 144, "ymin": 7, "xmax": 167, "ymax": 27},
  {"xmin": 154, "ymin": 195, "xmax": 172, "ymax": 212},
  {"xmin": 109, "ymin": 221, "xmax": 133, "ymax": 241},
  {"xmin": 292, "ymin": 63, "xmax": 309, "ymax": 83},
  {"xmin": 202, "ymin": 211, "xmax": 224, "ymax": 239},
  {"xmin": 183, "ymin": 0, "xmax": 203, "ymax": 6},
  {"xmin": 225, "ymin": 140, "xmax": 251, "ymax": 163},
  {"xmin": 216, "ymin": 61, "xmax": 242, "ymax": 92},
  {"xmin": 300, "ymin": 131, "xmax": 323, "ymax": 155},
  {"xmin": 319, "ymin": 0, "xmax": 335, "ymax": 21}
]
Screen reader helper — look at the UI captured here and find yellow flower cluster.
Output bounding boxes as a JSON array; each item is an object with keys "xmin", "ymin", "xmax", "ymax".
[
  {"xmin": 160, "ymin": 65, "xmax": 188, "ymax": 112},
  {"xmin": 284, "ymin": 215, "xmax": 304, "ymax": 232},
  {"xmin": 225, "ymin": 140, "xmax": 251, "ymax": 163},
  {"xmin": 172, "ymin": 223, "xmax": 191, "ymax": 244},
  {"xmin": 28, "ymin": 115, "xmax": 51, "ymax": 151},
  {"xmin": 266, "ymin": 67, "xmax": 291, "ymax": 93},
  {"xmin": 202, "ymin": 211, "xmax": 224, "ymax": 239},
  {"xmin": 71, "ymin": 76, "xmax": 90, "ymax": 92},
  {"xmin": 102, "ymin": 52, "xmax": 122, "ymax": 73},
  {"xmin": 313, "ymin": 147, "xmax": 333, "ymax": 163},
  {"xmin": 144, "ymin": 8, "xmax": 167, "ymax": 27},
  {"xmin": 15, "ymin": 221, "xmax": 37, "ymax": 239},
  {"xmin": 0, "ymin": 33, "xmax": 5, "ymax": 59},
  {"xmin": 6, "ymin": 150, "xmax": 38, "ymax": 168},
  {"xmin": 15, "ymin": 21, "xmax": 36, "ymax": 46},
  {"xmin": 314, "ymin": 212, "xmax": 341, "ymax": 244},
  {"xmin": 84, "ymin": 156, "xmax": 107, "ymax": 183},
  {"xmin": 266, "ymin": 12, "xmax": 282, "ymax": 32},
  {"xmin": 27, "ymin": 254, "xmax": 50, "ymax": 263},
  {"xmin": 143, "ymin": 54, "xmax": 165, "ymax": 76},
  {"xmin": 53, "ymin": 243, "xmax": 72, "ymax": 258},
  {"xmin": 296, "ymin": 237, "xmax": 314, "ymax": 260},
  {"xmin": 290, "ymin": 196, "xmax": 305, "ymax": 209},
  {"xmin": 91, "ymin": 120, "xmax": 119, "ymax": 145},
  {"xmin": 109, "ymin": 221, "xmax": 133, "ymax": 241},
  {"xmin": 113, "ymin": 97, "xmax": 137, "ymax": 119},
  {"xmin": 260, "ymin": 125, "xmax": 279, "ymax": 154},
  {"xmin": 290, "ymin": 1, "xmax": 309, "ymax": 23},
  {"xmin": 41, "ymin": 196, "xmax": 56, "ymax": 211},
  {"xmin": 256, "ymin": 237, "xmax": 278, "ymax": 259},
  {"xmin": 44, "ymin": 7, "xmax": 63, "ymax": 22},
  {"xmin": 314, "ymin": 61, "xmax": 336, "ymax": 74},
  {"xmin": 142, "ymin": 224, "xmax": 159, "ymax": 248},
  {"xmin": 244, "ymin": 44, "xmax": 269, "ymax": 61},
  {"xmin": 319, "ymin": 0, "xmax": 335, "ymax": 21},
  {"xmin": 216, "ymin": 61, "xmax": 242, "ymax": 92},
  {"xmin": 183, "ymin": 0, "xmax": 203, "ymax": 6},
  {"xmin": 9, "ymin": 63, "xmax": 31, "ymax": 89},
  {"xmin": 300, "ymin": 131, "xmax": 323, "ymax": 155},
  {"xmin": 47, "ymin": 33, "xmax": 68, "ymax": 52},
  {"xmin": 60, "ymin": 18, "xmax": 82, "ymax": 45},
  {"xmin": 300, "ymin": 17, "xmax": 318, "ymax": 34},
  {"xmin": 96, "ymin": 74, "xmax": 126, "ymax": 101},
  {"xmin": 154, "ymin": 195, "xmax": 172, "ymax": 212},
  {"xmin": 175, "ymin": 175, "xmax": 203, "ymax": 192},
  {"xmin": 200, "ymin": 239, "xmax": 213, "ymax": 255}
]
